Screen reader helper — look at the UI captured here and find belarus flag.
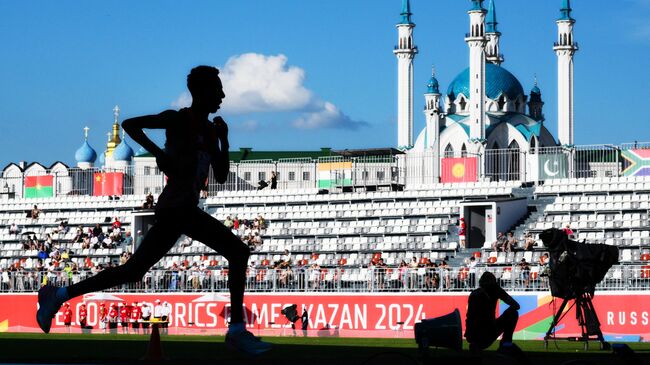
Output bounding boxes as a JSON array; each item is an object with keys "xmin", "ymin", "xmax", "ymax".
[
  {"xmin": 24, "ymin": 175, "xmax": 54, "ymax": 198},
  {"xmin": 93, "ymin": 172, "xmax": 124, "ymax": 196},
  {"xmin": 441, "ymin": 157, "xmax": 478, "ymax": 183}
]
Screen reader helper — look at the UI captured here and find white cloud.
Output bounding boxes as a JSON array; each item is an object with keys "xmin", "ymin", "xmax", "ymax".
[
  {"xmin": 293, "ymin": 102, "xmax": 368, "ymax": 130},
  {"xmin": 171, "ymin": 92, "xmax": 192, "ymax": 109},
  {"xmin": 171, "ymin": 53, "xmax": 368, "ymax": 131},
  {"xmin": 220, "ymin": 53, "xmax": 313, "ymax": 114}
]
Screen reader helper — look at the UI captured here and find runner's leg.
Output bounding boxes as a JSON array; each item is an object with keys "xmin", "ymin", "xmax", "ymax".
[
  {"xmin": 184, "ymin": 208, "xmax": 250, "ymax": 324},
  {"xmin": 67, "ymin": 215, "xmax": 181, "ymax": 299}
]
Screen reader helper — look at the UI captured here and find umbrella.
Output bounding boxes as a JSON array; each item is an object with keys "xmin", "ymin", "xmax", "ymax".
[
  {"xmin": 192, "ymin": 292, "xmax": 230, "ymax": 303},
  {"xmin": 83, "ymin": 292, "xmax": 124, "ymax": 302}
]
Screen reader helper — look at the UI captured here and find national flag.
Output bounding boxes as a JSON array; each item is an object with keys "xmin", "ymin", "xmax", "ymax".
[
  {"xmin": 441, "ymin": 157, "xmax": 477, "ymax": 183},
  {"xmin": 538, "ymin": 154, "xmax": 568, "ymax": 180},
  {"xmin": 24, "ymin": 175, "xmax": 54, "ymax": 198},
  {"xmin": 621, "ymin": 149, "xmax": 650, "ymax": 177},
  {"xmin": 93, "ymin": 172, "xmax": 124, "ymax": 196},
  {"xmin": 317, "ymin": 161, "xmax": 353, "ymax": 188}
]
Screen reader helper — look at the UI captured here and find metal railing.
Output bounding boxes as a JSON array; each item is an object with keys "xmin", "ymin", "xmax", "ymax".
[
  {"xmin": 2, "ymin": 265, "xmax": 649, "ymax": 293},
  {"xmin": 0, "ymin": 142, "xmax": 647, "ymax": 199}
]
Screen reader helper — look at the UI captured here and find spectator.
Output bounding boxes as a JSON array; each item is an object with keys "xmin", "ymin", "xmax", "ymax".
[
  {"xmin": 374, "ymin": 258, "xmax": 387, "ymax": 290},
  {"xmin": 491, "ymin": 232, "xmax": 506, "ymax": 252},
  {"xmin": 112, "ymin": 217, "xmax": 122, "ymax": 232},
  {"xmin": 424, "ymin": 260, "xmax": 439, "ymax": 290},
  {"xmin": 458, "ymin": 217, "xmax": 466, "ymax": 250},
  {"xmin": 562, "ymin": 224, "xmax": 574, "ymax": 239},
  {"xmin": 468, "ymin": 256, "xmax": 477, "ymax": 287},
  {"xmin": 123, "ymin": 231, "xmax": 133, "ymax": 248},
  {"xmin": 142, "ymin": 193, "xmax": 155, "ymax": 209},
  {"xmin": 398, "ymin": 260, "xmax": 408, "ymax": 289},
  {"xmin": 309, "ymin": 263, "xmax": 321, "ymax": 290},
  {"xmin": 518, "ymin": 259, "xmax": 531, "ymax": 288},
  {"xmin": 504, "ymin": 232, "xmax": 517, "ymax": 253},
  {"xmin": 409, "ymin": 257, "xmax": 419, "ymax": 290},
  {"xmin": 31, "ymin": 205, "xmax": 40, "ymax": 220},
  {"xmin": 270, "ymin": 171, "xmax": 278, "ymax": 190},
  {"xmin": 465, "ymin": 272, "xmax": 520, "ymax": 353},
  {"xmin": 522, "ymin": 232, "xmax": 536, "ymax": 251},
  {"xmin": 9, "ymin": 223, "xmax": 19, "ymax": 235},
  {"xmin": 224, "ymin": 216, "xmax": 233, "ymax": 229},
  {"xmin": 92, "ymin": 224, "xmax": 103, "ymax": 238}
]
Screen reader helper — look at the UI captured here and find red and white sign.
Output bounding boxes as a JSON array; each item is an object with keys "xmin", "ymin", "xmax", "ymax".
[{"xmin": 2, "ymin": 292, "xmax": 650, "ymax": 339}]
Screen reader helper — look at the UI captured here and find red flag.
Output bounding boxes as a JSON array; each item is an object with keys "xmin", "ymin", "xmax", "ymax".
[
  {"xmin": 93, "ymin": 172, "xmax": 124, "ymax": 196},
  {"xmin": 441, "ymin": 157, "xmax": 478, "ymax": 183}
]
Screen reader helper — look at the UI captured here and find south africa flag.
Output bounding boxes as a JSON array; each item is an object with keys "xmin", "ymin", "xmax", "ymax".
[
  {"xmin": 622, "ymin": 149, "xmax": 650, "ymax": 177},
  {"xmin": 24, "ymin": 175, "xmax": 54, "ymax": 198}
]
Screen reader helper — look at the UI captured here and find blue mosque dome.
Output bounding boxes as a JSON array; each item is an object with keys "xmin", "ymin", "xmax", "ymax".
[
  {"xmin": 530, "ymin": 83, "xmax": 542, "ymax": 102},
  {"xmin": 98, "ymin": 151, "xmax": 105, "ymax": 166},
  {"xmin": 447, "ymin": 63, "xmax": 525, "ymax": 101},
  {"xmin": 135, "ymin": 146, "xmax": 148, "ymax": 157},
  {"xmin": 427, "ymin": 74, "xmax": 440, "ymax": 94},
  {"xmin": 113, "ymin": 139, "xmax": 134, "ymax": 161},
  {"xmin": 74, "ymin": 140, "xmax": 97, "ymax": 163}
]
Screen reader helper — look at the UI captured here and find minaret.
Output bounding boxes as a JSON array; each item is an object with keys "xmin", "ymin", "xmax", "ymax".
[
  {"xmin": 106, "ymin": 105, "xmax": 122, "ymax": 157},
  {"xmin": 424, "ymin": 67, "xmax": 441, "ymax": 181},
  {"xmin": 528, "ymin": 76, "xmax": 545, "ymax": 122},
  {"xmin": 485, "ymin": 0, "xmax": 504, "ymax": 65},
  {"xmin": 394, "ymin": 0, "xmax": 418, "ymax": 150},
  {"xmin": 554, "ymin": 0, "xmax": 578, "ymax": 145},
  {"xmin": 465, "ymin": 0, "xmax": 487, "ymax": 143}
]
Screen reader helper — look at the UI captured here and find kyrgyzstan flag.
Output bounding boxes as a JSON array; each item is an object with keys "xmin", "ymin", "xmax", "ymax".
[
  {"xmin": 24, "ymin": 175, "xmax": 54, "ymax": 198},
  {"xmin": 441, "ymin": 157, "xmax": 478, "ymax": 183},
  {"xmin": 93, "ymin": 172, "xmax": 124, "ymax": 196}
]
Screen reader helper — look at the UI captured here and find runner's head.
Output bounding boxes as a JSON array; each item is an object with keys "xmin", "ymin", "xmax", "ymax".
[{"xmin": 187, "ymin": 65, "xmax": 225, "ymax": 114}]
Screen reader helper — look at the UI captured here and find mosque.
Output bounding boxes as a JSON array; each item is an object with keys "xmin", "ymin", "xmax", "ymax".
[{"xmin": 395, "ymin": 0, "xmax": 578, "ymax": 179}]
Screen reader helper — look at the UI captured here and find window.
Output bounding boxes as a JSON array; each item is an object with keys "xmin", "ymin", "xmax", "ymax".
[
  {"xmin": 376, "ymin": 171, "xmax": 385, "ymax": 181},
  {"xmin": 155, "ymin": 186, "xmax": 162, "ymax": 194},
  {"xmin": 244, "ymin": 172, "xmax": 251, "ymax": 181},
  {"xmin": 461, "ymin": 144, "xmax": 468, "ymax": 158},
  {"xmin": 444, "ymin": 144, "xmax": 454, "ymax": 158},
  {"xmin": 258, "ymin": 172, "xmax": 266, "ymax": 182},
  {"xmin": 144, "ymin": 187, "xmax": 150, "ymax": 194},
  {"xmin": 143, "ymin": 166, "xmax": 151, "ymax": 176},
  {"xmin": 362, "ymin": 170, "xmax": 369, "ymax": 180},
  {"xmin": 302, "ymin": 171, "xmax": 310, "ymax": 181},
  {"xmin": 154, "ymin": 167, "xmax": 160, "ymax": 175},
  {"xmin": 288, "ymin": 171, "xmax": 296, "ymax": 181}
]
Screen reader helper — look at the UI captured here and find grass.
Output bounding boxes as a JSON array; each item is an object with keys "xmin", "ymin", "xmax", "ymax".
[{"xmin": 0, "ymin": 332, "xmax": 649, "ymax": 364}]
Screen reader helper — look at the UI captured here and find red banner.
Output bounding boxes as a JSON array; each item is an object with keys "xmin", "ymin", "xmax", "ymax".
[
  {"xmin": 2, "ymin": 292, "xmax": 650, "ymax": 339},
  {"xmin": 93, "ymin": 172, "xmax": 124, "ymax": 196},
  {"xmin": 441, "ymin": 157, "xmax": 477, "ymax": 183}
]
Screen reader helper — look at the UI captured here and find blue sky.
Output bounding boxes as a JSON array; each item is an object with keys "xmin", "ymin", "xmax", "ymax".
[{"xmin": 0, "ymin": 0, "xmax": 649, "ymax": 168}]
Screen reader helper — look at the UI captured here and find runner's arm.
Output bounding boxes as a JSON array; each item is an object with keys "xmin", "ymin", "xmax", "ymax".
[{"xmin": 210, "ymin": 116, "xmax": 230, "ymax": 184}]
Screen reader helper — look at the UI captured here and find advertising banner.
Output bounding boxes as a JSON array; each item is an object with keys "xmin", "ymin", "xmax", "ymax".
[{"xmin": 2, "ymin": 292, "xmax": 649, "ymax": 339}]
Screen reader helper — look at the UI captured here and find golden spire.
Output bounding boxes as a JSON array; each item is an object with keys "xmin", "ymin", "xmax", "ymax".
[{"xmin": 106, "ymin": 105, "xmax": 122, "ymax": 157}]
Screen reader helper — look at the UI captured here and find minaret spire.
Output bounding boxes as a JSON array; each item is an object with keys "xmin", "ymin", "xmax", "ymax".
[
  {"xmin": 424, "ymin": 65, "xmax": 442, "ymax": 181},
  {"xmin": 554, "ymin": 0, "xmax": 578, "ymax": 145},
  {"xmin": 465, "ymin": 0, "xmax": 488, "ymax": 145},
  {"xmin": 394, "ymin": 0, "xmax": 418, "ymax": 150},
  {"xmin": 485, "ymin": 0, "xmax": 504, "ymax": 65},
  {"xmin": 400, "ymin": 0, "xmax": 413, "ymax": 24}
]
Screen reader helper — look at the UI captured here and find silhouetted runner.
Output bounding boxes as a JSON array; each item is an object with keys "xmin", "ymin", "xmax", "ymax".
[{"xmin": 36, "ymin": 66, "xmax": 271, "ymax": 356}]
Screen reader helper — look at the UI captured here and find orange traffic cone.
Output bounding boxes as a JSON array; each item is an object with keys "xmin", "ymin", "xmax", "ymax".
[{"xmin": 142, "ymin": 323, "xmax": 166, "ymax": 361}]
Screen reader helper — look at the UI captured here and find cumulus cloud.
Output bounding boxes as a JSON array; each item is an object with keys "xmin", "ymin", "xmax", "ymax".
[
  {"xmin": 293, "ymin": 102, "xmax": 369, "ymax": 130},
  {"xmin": 171, "ymin": 53, "xmax": 368, "ymax": 130},
  {"xmin": 219, "ymin": 53, "xmax": 313, "ymax": 113}
]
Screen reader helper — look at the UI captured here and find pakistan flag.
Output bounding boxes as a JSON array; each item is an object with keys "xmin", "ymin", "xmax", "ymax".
[{"xmin": 538, "ymin": 154, "xmax": 568, "ymax": 180}]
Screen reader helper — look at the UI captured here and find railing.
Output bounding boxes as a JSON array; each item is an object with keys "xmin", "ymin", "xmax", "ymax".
[
  {"xmin": 0, "ymin": 142, "xmax": 647, "ymax": 199},
  {"xmin": 2, "ymin": 265, "xmax": 649, "ymax": 293}
]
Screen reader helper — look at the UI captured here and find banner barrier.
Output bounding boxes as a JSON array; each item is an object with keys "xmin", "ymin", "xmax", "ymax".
[{"xmin": 2, "ymin": 292, "xmax": 649, "ymax": 340}]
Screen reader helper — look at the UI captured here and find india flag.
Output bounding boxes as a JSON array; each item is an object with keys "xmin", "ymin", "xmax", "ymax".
[
  {"xmin": 24, "ymin": 175, "xmax": 54, "ymax": 198},
  {"xmin": 317, "ymin": 161, "xmax": 353, "ymax": 189}
]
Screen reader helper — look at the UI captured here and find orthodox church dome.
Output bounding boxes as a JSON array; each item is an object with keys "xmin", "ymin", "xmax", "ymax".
[
  {"xmin": 113, "ymin": 139, "xmax": 134, "ymax": 161},
  {"xmin": 74, "ymin": 140, "xmax": 97, "ymax": 163},
  {"xmin": 447, "ymin": 63, "xmax": 524, "ymax": 100}
]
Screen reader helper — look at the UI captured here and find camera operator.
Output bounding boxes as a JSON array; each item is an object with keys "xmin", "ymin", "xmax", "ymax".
[{"xmin": 465, "ymin": 272, "xmax": 520, "ymax": 353}]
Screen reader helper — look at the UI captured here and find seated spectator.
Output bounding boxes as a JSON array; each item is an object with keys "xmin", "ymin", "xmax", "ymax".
[
  {"xmin": 518, "ymin": 259, "xmax": 531, "ymax": 287},
  {"xmin": 92, "ymin": 224, "xmax": 103, "ymax": 238},
  {"xmin": 224, "ymin": 216, "xmax": 233, "ymax": 229},
  {"xmin": 522, "ymin": 233, "xmax": 536, "ymax": 251},
  {"xmin": 112, "ymin": 217, "xmax": 122, "ymax": 232},
  {"xmin": 142, "ymin": 193, "xmax": 155, "ymax": 209},
  {"xmin": 562, "ymin": 224, "xmax": 574, "ymax": 239},
  {"xmin": 504, "ymin": 232, "xmax": 517, "ymax": 253},
  {"xmin": 491, "ymin": 232, "xmax": 506, "ymax": 252},
  {"xmin": 9, "ymin": 223, "xmax": 19, "ymax": 235},
  {"xmin": 31, "ymin": 205, "xmax": 40, "ymax": 220}
]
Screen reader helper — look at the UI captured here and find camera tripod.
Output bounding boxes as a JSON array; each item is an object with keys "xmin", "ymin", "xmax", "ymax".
[{"xmin": 544, "ymin": 292, "xmax": 610, "ymax": 351}]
